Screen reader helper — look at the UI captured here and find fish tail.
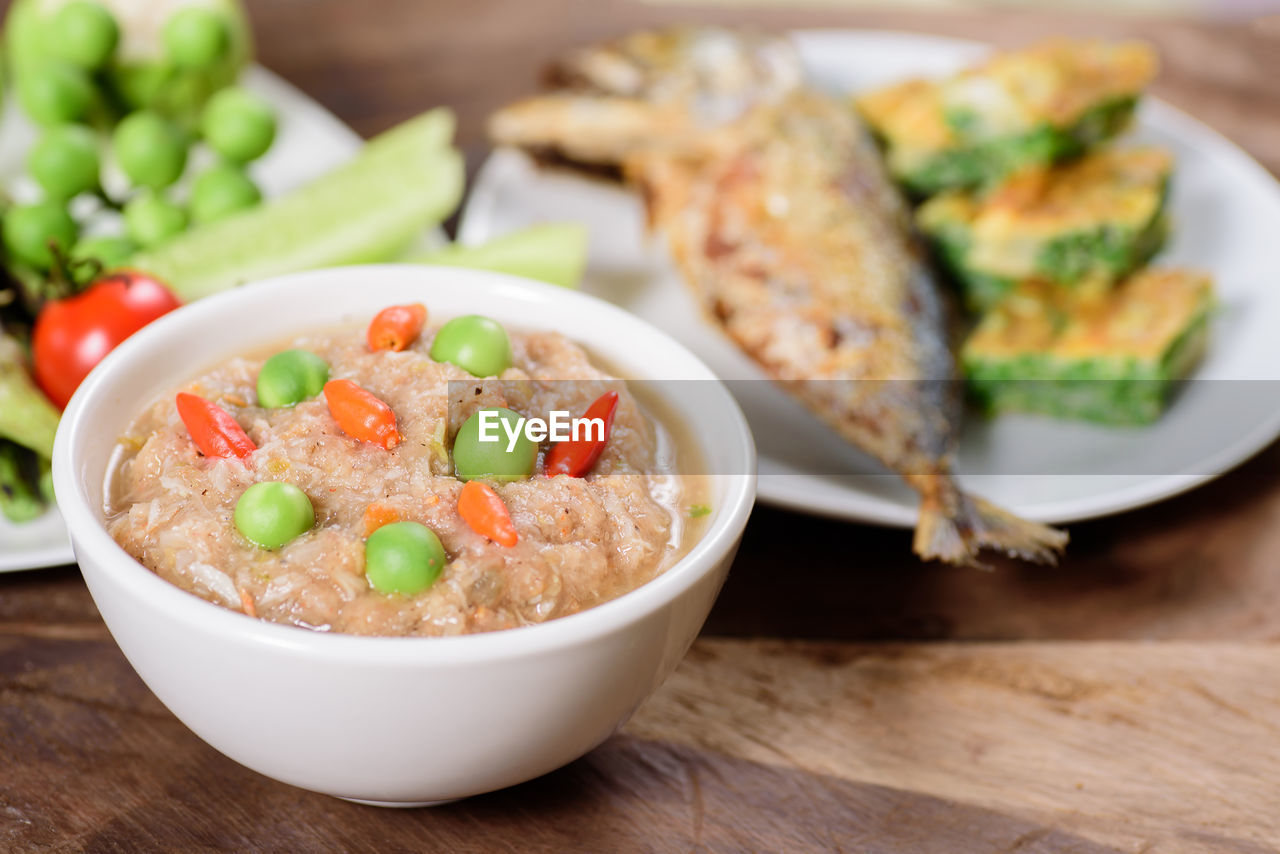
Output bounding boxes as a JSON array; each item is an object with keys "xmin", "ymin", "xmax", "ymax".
[
  {"xmin": 964, "ymin": 495, "xmax": 1068, "ymax": 565},
  {"xmin": 913, "ymin": 477, "xmax": 1068, "ymax": 567}
]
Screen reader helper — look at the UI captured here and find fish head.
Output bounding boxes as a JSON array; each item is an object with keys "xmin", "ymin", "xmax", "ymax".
[{"xmin": 488, "ymin": 27, "xmax": 803, "ymax": 168}]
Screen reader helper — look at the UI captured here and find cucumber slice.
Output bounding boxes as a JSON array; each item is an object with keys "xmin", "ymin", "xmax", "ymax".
[
  {"xmin": 130, "ymin": 109, "xmax": 464, "ymax": 302},
  {"xmin": 0, "ymin": 441, "xmax": 46, "ymax": 523},
  {"xmin": 0, "ymin": 335, "xmax": 60, "ymax": 458},
  {"xmin": 412, "ymin": 223, "xmax": 589, "ymax": 289}
]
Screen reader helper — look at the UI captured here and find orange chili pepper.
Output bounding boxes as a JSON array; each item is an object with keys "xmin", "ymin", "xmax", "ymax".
[
  {"xmin": 457, "ymin": 480, "xmax": 518, "ymax": 547},
  {"xmin": 238, "ymin": 588, "xmax": 257, "ymax": 618},
  {"xmin": 323, "ymin": 379, "xmax": 402, "ymax": 449},
  {"xmin": 175, "ymin": 392, "xmax": 256, "ymax": 460},
  {"xmin": 362, "ymin": 503, "xmax": 401, "ymax": 537},
  {"xmin": 367, "ymin": 303, "xmax": 428, "ymax": 352},
  {"xmin": 544, "ymin": 390, "xmax": 619, "ymax": 478}
]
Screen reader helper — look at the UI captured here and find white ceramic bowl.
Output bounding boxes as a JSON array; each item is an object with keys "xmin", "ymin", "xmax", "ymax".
[{"xmin": 52, "ymin": 265, "xmax": 756, "ymax": 806}]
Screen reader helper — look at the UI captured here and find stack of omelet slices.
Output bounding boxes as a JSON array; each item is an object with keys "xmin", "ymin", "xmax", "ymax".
[{"xmin": 859, "ymin": 39, "xmax": 1214, "ymax": 426}]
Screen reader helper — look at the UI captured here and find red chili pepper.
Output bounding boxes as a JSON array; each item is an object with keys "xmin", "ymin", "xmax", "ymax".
[
  {"xmin": 175, "ymin": 392, "xmax": 256, "ymax": 460},
  {"xmin": 543, "ymin": 390, "xmax": 619, "ymax": 478},
  {"xmin": 367, "ymin": 303, "xmax": 428, "ymax": 352},
  {"xmin": 457, "ymin": 480, "xmax": 518, "ymax": 547},
  {"xmin": 324, "ymin": 379, "xmax": 402, "ymax": 449}
]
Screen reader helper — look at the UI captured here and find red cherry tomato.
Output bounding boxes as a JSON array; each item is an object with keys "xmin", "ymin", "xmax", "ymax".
[{"xmin": 33, "ymin": 270, "xmax": 181, "ymax": 409}]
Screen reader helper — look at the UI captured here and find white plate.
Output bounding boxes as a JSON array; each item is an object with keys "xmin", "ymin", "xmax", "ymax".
[
  {"xmin": 0, "ymin": 65, "xmax": 363, "ymax": 572},
  {"xmin": 458, "ymin": 29, "xmax": 1280, "ymax": 528}
]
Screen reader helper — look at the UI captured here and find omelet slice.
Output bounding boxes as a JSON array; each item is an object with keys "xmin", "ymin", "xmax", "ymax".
[
  {"xmin": 858, "ymin": 39, "xmax": 1158, "ymax": 195},
  {"xmin": 919, "ymin": 146, "xmax": 1173, "ymax": 310},
  {"xmin": 962, "ymin": 268, "xmax": 1213, "ymax": 425}
]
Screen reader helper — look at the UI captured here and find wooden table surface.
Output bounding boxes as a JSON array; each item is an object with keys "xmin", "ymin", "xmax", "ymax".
[{"xmin": 5, "ymin": 2, "xmax": 1280, "ymax": 851}]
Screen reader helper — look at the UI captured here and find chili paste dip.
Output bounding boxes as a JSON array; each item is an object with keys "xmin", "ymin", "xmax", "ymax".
[{"xmin": 106, "ymin": 303, "xmax": 705, "ymax": 637}]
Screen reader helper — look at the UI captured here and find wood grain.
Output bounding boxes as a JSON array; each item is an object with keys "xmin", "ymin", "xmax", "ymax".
[
  {"xmin": 636, "ymin": 640, "xmax": 1280, "ymax": 853},
  {"xmin": 243, "ymin": 0, "xmax": 1280, "ymax": 178},
  {"xmin": 4, "ymin": 634, "xmax": 1279, "ymax": 852}
]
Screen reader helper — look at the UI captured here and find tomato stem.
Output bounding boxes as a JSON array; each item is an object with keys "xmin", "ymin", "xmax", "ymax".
[{"xmin": 43, "ymin": 245, "xmax": 90, "ymax": 302}]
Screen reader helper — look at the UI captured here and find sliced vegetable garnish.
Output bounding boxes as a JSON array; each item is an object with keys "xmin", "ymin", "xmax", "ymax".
[
  {"xmin": 367, "ymin": 303, "xmax": 427, "ymax": 352},
  {"xmin": 365, "ymin": 521, "xmax": 446, "ymax": 595},
  {"xmin": 0, "ymin": 441, "xmax": 45, "ymax": 523},
  {"xmin": 323, "ymin": 379, "xmax": 401, "ymax": 449},
  {"xmin": 128, "ymin": 109, "xmax": 463, "ymax": 303},
  {"xmin": 411, "ymin": 223, "xmax": 588, "ymax": 289},
  {"xmin": 457, "ymin": 480, "xmax": 518, "ymax": 547},
  {"xmin": 175, "ymin": 392, "xmax": 256, "ymax": 460},
  {"xmin": 234, "ymin": 481, "xmax": 314, "ymax": 550},
  {"xmin": 544, "ymin": 390, "xmax": 618, "ymax": 478},
  {"xmin": 689, "ymin": 504, "xmax": 712, "ymax": 518},
  {"xmin": 0, "ymin": 334, "xmax": 60, "ymax": 458}
]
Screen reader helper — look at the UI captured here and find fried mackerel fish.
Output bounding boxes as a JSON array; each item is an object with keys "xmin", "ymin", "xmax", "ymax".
[
  {"xmin": 857, "ymin": 39, "xmax": 1158, "ymax": 195},
  {"xmin": 491, "ymin": 27, "xmax": 1067, "ymax": 566},
  {"xmin": 963, "ymin": 268, "xmax": 1214, "ymax": 425},
  {"xmin": 918, "ymin": 146, "xmax": 1173, "ymax": 311}
]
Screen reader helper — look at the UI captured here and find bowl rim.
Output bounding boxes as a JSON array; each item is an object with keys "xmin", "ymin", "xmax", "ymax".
[{"xmin": 53, "ymin": 264, "xmax": 757, "ymax": 663}]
